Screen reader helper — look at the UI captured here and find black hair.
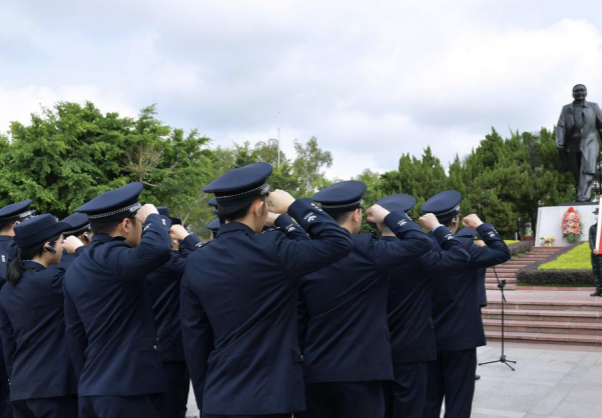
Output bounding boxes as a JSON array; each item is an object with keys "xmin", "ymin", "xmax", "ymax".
[
  {"xmin": 573, "ymin": 84, "xmax": 586, "ymax": 91},
  {"xmin": 218, "ymin": 196, "xmax": 266, "ymax": 223},
  {"xmin": 323, "ymin": 209, "xmax": 354, "ymax": 225},
  {"xmin": 6, "ymin": 234, "xmax": 60, "ymax": 286},
  {"xmin": 436, "ymin": 211, "xmax": 460, "ymax": 228},
  {"xmin": 90, "ymin": 214, "xmax": 136, "ymax": 235},
  {"xmin": 0, "ymin": 220, "xmax": 15, "ymax": 234}
]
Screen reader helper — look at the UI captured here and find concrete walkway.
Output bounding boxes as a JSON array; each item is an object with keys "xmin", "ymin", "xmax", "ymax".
[
  {"xmin": 185, "ymin": 341, "xmax": 602, "ymax": 417},
  {"xmin": 473, "ymin": 342, "xmax": 602, "ymax": 418}
]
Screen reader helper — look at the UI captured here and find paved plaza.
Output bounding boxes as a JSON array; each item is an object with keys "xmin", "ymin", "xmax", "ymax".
[
  {"xmin": 472, "ymin": 342, "xmax": 602, "ymax": 418},
  {"xmin": 185, "ymin": 341, "xmax": 602, "ymax": 418}
]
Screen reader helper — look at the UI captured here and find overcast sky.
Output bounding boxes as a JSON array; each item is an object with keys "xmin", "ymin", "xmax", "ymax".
[{"xmin": 2, "ymin": 0, "xmax": 602, "ymax": 179}]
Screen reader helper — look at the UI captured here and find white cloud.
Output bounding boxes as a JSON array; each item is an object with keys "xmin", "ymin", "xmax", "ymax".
[{"xmin": 2, "ymin": 1, "xmax": 602, "ymax": 180}]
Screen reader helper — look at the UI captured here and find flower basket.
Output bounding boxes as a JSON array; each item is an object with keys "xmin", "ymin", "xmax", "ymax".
[
  {"xmin": 561, "ymin": 207, "xmax": 583, "ymax": 244},
  {"xmin": 540, "ymin": 236, "xmax": 555, "ymax": 247}
]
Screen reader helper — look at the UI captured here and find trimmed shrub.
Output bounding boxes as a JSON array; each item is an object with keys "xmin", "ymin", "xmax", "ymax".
[
  {"xmin": 517, "ymin": 242, "xmax": 594, "ymax": 285},
  {"xmin": 538, "ymin": 242, "xmax": 591, "ymax": 270}
]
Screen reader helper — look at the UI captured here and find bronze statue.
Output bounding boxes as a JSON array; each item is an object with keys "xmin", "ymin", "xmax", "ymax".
[{"xmin": 556, "ymin": 84, "xmax": 602, "ymax": 201}]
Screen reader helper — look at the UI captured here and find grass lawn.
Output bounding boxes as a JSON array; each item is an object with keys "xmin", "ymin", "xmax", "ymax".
[
  {"xmin": 538, "ymin": 242, "xmax": 592, "ymax": 270},
  {"xmin": 504, "ymin": 240, "xmax": 520, "ymax": 245}
]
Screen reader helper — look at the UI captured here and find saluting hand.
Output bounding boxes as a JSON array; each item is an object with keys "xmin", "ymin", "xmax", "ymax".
[
  {"xmin": 136, "ymin": 204, "xmax": 159, "ymax": 224},
  {"xmin": 265, "ymin": 212, "xmax": 280, "ymax": 227},
  {"xmin": 462, "ymin": 214, "xmax": 484, "ymax": 229},
  {"xmin": 170, "ymin": 224, "xmax": 189, "ymax": 241},
  {"xmin": 366, "ymin": 204, "xmax": 390, "ymax": 224},
  {"xmin": 63, "ymin": 235, "xmax": 84, "ymax": 254},
  {"xmin": 419, "ymin": 213, "xmax": 440, "ymax": 230},
  {"xmin": 267, "ymin": 190, "xmax": 295, "ymax": 214}
]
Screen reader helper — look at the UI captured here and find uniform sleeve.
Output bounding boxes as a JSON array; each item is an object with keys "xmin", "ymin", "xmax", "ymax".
[
  {"xmin": 274, "ymin": 214, "xmax": 310, "ymax": 242},
  {"xmin": 0, "ymin": 303, "xmax": 16, "ymax": 379},
  {"xmin": 370, "ymin": 211, "xmax": 433, "ymax": 268},
  {"xmin": 180, "ymin": 273, "xmax": 214, "ymax": 412},
  {"xmin": 63, "ymin": 285, "xmax": 88, "ymax": 378},
  {"xmin": 150, "ymin": 252, "xmax": 188, "ymax": 280},
  {"xmin": 114, "ymin": 214, "xmax": 172, "ymax": 280},
  {"xmin": 179, "ymin": 234, "xmax": 204, "ymax": 256},
  {"xmin": 466, "ymin": 223, "xmax": 512, "ymax": 268},
  {"xmin": 275, "ymin": 199, "xmax": 353, "ymax": 278},
  {"xmin": 50, "ymin": 267, "xmax": 67, "ymax": 294},
  {"xmin": 590, "ymin": 225, "xmax": 597, "ymax": 250},
  {"xmin": 418, "ymin": 227, "xmax": 471, "ymax": 271}
]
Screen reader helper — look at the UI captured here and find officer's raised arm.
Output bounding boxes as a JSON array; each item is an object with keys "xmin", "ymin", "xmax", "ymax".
[
  {"xmin": 76, "ymin": 183, "xmax": 172, "ymax": 280},
  {"xmin": 364, "ymin": 202, "xmax": 431, "ymax": 267},
  {"xmin": 417, "ymin": 212, "xmax": 471, "ymax": 270},
  {"xmin": 461, "ymin": 214, "xmax": 511, "ymax": 267},
  {"xmin": 370, "ymin": 194, "xmax": 470, "ymax": 270},
  {"xmin": 268, "ymin": 189, "xmax": 353, "ymax": 277}
]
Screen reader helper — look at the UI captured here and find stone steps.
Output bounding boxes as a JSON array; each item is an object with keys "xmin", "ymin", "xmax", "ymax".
[
  {"xmin": 484, "ymin": 295, "xmax": 602, "ymax": 346},
  {"xmin": 483, "ymin": 318, "xmax": 602, "ymax": 336},
  {"xmin": 483, "ymin": 308, "xmax": 601, "ymax": 323},
  {"xmin": 481, "ymin": 246, "xmax": 567, "ymax": 291},
  {"xmin": 487, "ymin": 300, "xmax": 602, "ymax": 312},
  {"xmin": 486, "ymin": 330, "xmax": 602, "ymax": 346}
]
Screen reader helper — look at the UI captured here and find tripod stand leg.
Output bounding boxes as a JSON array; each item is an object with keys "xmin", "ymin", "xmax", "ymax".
[
  {"xmin": 478, "ymin": 359, "xmax": 500, "ymax": 366},
  {"xmin": 503, "ymin": 362, "xmax": 516, "ymax": 371}
]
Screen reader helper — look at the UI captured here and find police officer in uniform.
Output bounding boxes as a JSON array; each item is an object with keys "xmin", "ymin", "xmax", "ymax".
[
  {"xmin": 148, "ymin": 206, "xmax": 203, "ymax": 418},
  {"xmin": 0, "ymin": 200, "xmax": 35, "ymax": 262},
  {"xmin": 181, "ymin": 162, "xmax": 353, "ymax": 418},
  {"xmin": 0, "ymin": 214, "xmax": 83, "ymax": 418},
  {"xmin": 297, "ymin": 182, "xmax": 432, "ymax": 418},
  {"xmin": 454, "ymin": 228, "xmax": 487, "ymax": 382},
  {"xmin": 421, "ymin": 191, "xmax": 511, "ymax": 418},
  {"xmin": 57, "ymin": 213, "xmax": 93, "ymax": 270},
  {"xmin": 0, "ymin": 199, "xmax": 34, "ymax": 418},
  {"xmin": 63, "ymin": 182, "xmax": 173, "ymax": 418},
  {"xmin": 207, "ymin": 218, "xmax": 220, "ymax": 239},
  {"xmin": 589, "ymin": 208, "xmax": 602, "ymax": 296},
  {"xmin": 375, "ymin": 194, "xmax": 470, "ymax": 418}
]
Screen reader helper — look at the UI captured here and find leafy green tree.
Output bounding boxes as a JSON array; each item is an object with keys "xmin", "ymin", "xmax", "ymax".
[
  {"xmin": 293, "ymin": 136, "xmax": 333, "ymax": 196},
  {"xmin": 0, "ymin": 102, "xmax": 213, "ymax": 225}
]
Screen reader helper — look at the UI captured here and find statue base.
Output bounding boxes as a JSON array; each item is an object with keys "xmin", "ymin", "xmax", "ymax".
[
  {"xmin": 536, "ymin": 203, "xmax": 597, "ymax": 247},
  {"xmin": 558, "ymin": 202, "xmax": 598, "ymax": 206}
]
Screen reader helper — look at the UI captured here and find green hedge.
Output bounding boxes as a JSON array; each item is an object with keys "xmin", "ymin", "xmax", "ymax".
[
  {"xmin": 504, "ymin": 240, "xmax": 520, "ymax": 246},
  {"xmin": 517, "ymin": 242, "xmax": 594, "ymax": 285},
  {"xmin": 538, "ymin": 242, "xmax": 591, "ymax": 270}
]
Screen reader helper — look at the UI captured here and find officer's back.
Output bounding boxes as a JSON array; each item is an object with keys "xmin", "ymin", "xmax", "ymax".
[
  {"xmin": 181, "ymin": 163, "xmax": 353, "ymax": 417},
  {"xmin": 63, "ymin": 183, "xmax": 172, "ymax": 418}
]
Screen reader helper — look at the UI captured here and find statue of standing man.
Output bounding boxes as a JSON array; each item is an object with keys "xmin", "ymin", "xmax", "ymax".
[{"xmin": 556, "ymin": 84, "xmax": 602, "ymax": 201}]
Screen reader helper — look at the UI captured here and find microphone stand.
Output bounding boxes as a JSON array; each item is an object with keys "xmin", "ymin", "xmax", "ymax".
[{"xmin": 479, "ymin": 265, "xmax": 516, "ymax": 371}]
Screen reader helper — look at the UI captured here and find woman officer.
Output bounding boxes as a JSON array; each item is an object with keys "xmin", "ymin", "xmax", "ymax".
[{"xmin": 0, "ymin": 214, "xmax": 83, "ymax": 418}]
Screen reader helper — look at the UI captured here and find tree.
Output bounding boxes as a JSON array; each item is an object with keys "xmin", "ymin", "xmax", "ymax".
[
  {"xmin": 0, "ymin": 102, "xmax": 213, "ymax": 224},
  {"xmin": 292, "ymin": 136, "xmax": 333, "ymax": 196}
]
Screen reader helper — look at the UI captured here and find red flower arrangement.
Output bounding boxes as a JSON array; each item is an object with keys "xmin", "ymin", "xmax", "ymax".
[{"xmin": 561, "ymin": 207, "xmax": 583, "ymax": 244}]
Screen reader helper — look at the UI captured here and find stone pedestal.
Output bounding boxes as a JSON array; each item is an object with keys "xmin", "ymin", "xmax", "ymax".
[{"xmin": 535, "ymin": 203, "xmax": 597, "ymax": 247}]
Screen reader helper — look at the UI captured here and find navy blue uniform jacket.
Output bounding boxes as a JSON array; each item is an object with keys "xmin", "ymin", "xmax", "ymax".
[
  {"xmin": 298, "ymin": 212, "xmax": 432, "ymax": 383},
  {"xmin": 54, "ymin": 246, "xmax": 88, "ymax": 272},
  {"xmin": 148, "ymin": 234, "xmax": 202, "ymax": 362},
  {"xmin": 0, "ymin": 237, "xmax": 18, "ymax": 262},
  {"xmin": 0, "ymin": 261, "xmax": 78, "ymax": 401},
  {"xmin": 430, "ymin": 224, "xmax": 511, "ymax": 351},
  {"xmin": 384, "ymin": 227, "xmax": 471, "ymax": 364},
  {"xmin": 63, "ymin": 213, "xmax": 172, "ymax": 396},
  {"xmin": 181, "ymin": 199, "xmax": 353, "ymax": 415}
]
